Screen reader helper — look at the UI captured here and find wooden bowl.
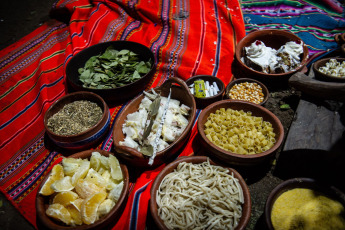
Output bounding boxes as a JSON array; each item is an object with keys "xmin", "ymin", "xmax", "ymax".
[
  {"xmin": 313, "ymin": 57, "xmax": 345, "ymax": 82},
  {"xmin": 66, "ymin": 41, "xmax": 155, "ymax": 104},
  {"xmin": 225, "ymin": 78, "xmax": 269, "ymax": 105},
  {"xmin": 185, "ymin": 75, "xmax": 225, "ymax": 109},
  {"xmin": 197, "ymin": 100, "xmax": 284, "ymax": 166},
  {"xmin": 265, "ymin": 178, "xmax": 345, "ymax": 230},
  {"xmin": 44, "ymin": 91, "xmax": 110, "ymax": 150},
  {"xmin": 113, "ymin": 77, "xmax": 197, "ymax": 168},
  {"xmin": 36, "ymin": 149, "xmax": 129, "ymax": 230},
  {"xmin": 149, "ymin": 156, "xmax": 251, "ymax": 230},
  {"xmin": 235, "ymin": 29, "xmax": 309, "ymax": 85}
]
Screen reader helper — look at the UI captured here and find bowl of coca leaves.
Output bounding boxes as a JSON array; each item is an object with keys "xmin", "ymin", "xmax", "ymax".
[
  {"xmin": 66, "ymin": 41, "xmax": 155, "ymax": 104},
  {"xmin": 44, "ymin": 91, "xmax": 110, "ymax": 150}
]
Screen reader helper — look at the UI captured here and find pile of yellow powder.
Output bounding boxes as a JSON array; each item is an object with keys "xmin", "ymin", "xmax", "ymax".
[{"xmin": 271, "ymin": 188, "xmax": 345, "ymax": 230}]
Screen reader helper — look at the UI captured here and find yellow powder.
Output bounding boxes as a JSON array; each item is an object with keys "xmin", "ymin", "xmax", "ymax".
[{"xmin": 271, "ymin": 188, "xmax": 345, "ymax": 230}]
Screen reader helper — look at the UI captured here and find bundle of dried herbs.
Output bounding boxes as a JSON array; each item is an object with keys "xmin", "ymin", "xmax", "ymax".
[
  {"xmin": 78, "ymin": 46, "xmax": 152, "ymax": 89},
  {"xmin": 47, "ymin": 100, "xmax": 103, "ymax": 136}
]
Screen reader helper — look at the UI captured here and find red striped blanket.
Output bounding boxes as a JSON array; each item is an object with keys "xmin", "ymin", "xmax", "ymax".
[{"xmin": 0, "ymin": 0, "xmax": 245, "ymax": 229}]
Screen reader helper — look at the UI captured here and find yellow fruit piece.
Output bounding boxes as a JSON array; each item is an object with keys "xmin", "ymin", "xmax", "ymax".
[
  {"xmin": 53, "ymin": 191, "xmax": 79, "ymax": 207},
  {"xmin": 85, "ymin": 168, "xmax": 107, "ymax": 188},
  {"xmin": 51, "ymin": 176, "xmax": 74, "ymax": 192},
  {"xmin": 109, "ymin": 154, "xmax": 123, "ymax": 181},
  {"xmin": 108, "ymin": 181, "xmax": 124, "ymax": 202},
  {"xmin": 71, "ymin": 160, "xmax": 90, "ymax": 186},
  {"xmin": 66, "ymin": 204, "xmax": 83, "ymax": 226},
  {"xmin": 81, "ymin": 191, "xmax": 107, "ymax": 225},
  {"xmin": 98, "ymin": 199, "xmax": 115, "ymax": 217},
  {"xmin": 62, "ymin": 157, "xmax": 83, "ymax": 176},
  {"xmin": 75, "ymin": 179, "xmax": 103, "ymax": 199},
  {"xmin": 71, "ymin": 198, "xmax": 84, "ymax": 212},
  {"xmin": 39, "ymin": 164, "xmax": 64, "ymax": 196},
  {"xmin": 46, "ymin": 203, "xmax": 73, "ymax": 225},
  {"xmin": 90, "ymin": 152, "xmax": 102, "ymax": 171}
]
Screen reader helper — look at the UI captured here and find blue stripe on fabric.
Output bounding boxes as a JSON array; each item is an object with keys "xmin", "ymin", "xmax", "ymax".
[
  {"xmin": 0, "ymin": 76, "xmax": 64, "ymax": 130},
  {"xmin": 71, "ymin": 26, "xmax": 84, "ymax": 39},
  {"xmin": 90, "ymin": 2, "xmax": 102, "ymax": 17},
  {"xmin": 9, "ymin": 151, "xmax": 60, "ymax": 200},
  {"xmin": 212, "ymin": 0, "xmax": 221, "ymax": 76},
  {"xmin": 129, "ymin": 181, "xmax": 150, "ymax": 230}
]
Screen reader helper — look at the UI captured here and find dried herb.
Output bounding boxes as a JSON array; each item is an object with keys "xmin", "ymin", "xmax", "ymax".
[
  {"xmin": 47, "ymin": 100, "xmax": 103, "ymax": 136},
  {"xmin": 78, "ymin": 46, "xmax": 152, "ymax": 89}
]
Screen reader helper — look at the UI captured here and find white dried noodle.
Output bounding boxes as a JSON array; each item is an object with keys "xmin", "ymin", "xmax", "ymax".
[{"xmin": 156, "ymin": 160, "xmax": 244, "ymax": 230}]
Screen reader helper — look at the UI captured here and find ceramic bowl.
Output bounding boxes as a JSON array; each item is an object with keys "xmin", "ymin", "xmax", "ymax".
[
  {"xmin": 197, "ymin": 100, "xmax": 284, "ymax": 166},
  {"xmin": 44, "ymin": 91, "xmax": 110, "ymax": 150},
  {"xmin": 149, "ymin": 156, "xmax": 251, "ymax": 230},
  {"xmin": 225, "ymin": 78, "xmax": 269, "ymax": 106},
  {"xmin": 36, "ymin": 149, "xmax": 129, "ymax": 230},
  {"xmin": 265, "ymin": 177, "xmax": 345, "ymax": 230},
  {"xmin": 113, "ymin": 77, "xmax": 196, "ymax": 168},
  {"xmin": 185, "ymin": 75, "xmax": 225, "ymax": 109},
  {"xmin": 65, "ymin": 41, "xmax": 155, "ymax": 104},
  {"xmin": 235, "ymin": 29, "xmax": 309, "ymax": 85},
  {"xmin": 313, "ymin": 57, "xmax": 345, "ymax": 82}
]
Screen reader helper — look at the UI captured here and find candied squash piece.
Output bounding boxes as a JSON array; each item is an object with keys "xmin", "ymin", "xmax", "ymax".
[
  {"xmin": 85, "ymin": 168, "xmax": 107, "ymax": 188},
  {"xmin": 98, "ymin": 199, "xmax": 115, "ymax": 217},
  {"xmin": 51, "ymin": 176, "xmax": 74, "ymax": 192},
  {"xmin": 75, "ymin": 179, "xmax": 103, "ymax": 199},
  {"xmin": 71, "ymin": 160, "xmax": 90, "ymax": 186},
  {"xmin": 81, "ymin": 191, "xmax": 107, "ymax": 225},
  {"xmin": 52, "ymin": 191, "xmax": 79, "ymax": 207},
  {"xmin": 66, "ymin": 204, "xmax": 83, "ymax": 226},
  {"xmin": 109, "ymin": 154, "xmax": 123, "ymax": 181},
  {"xmin": 39, "ymin": 164, "xmax": 64, "ymax": 196},
  {"xmin": 46, "ymin": 203, "xmax": 73, "ymax": 225},
  {"xmin": 62, "ymin": 158, "xmax": 84, "ymax": 176}
]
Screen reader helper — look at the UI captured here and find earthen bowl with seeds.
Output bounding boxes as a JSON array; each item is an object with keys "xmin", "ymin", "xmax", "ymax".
[
  {"xmin": 44, "ymin": 91, "xmax": 110, "ymax": 150},
  {"xmin": 225, "ymin": 78, "xmax": 269, "ymax": 105}
]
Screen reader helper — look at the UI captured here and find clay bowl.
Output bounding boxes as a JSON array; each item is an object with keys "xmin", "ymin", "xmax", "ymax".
[
  {"xmin": 44, "ymin": 91, "xmax": 110, "ymax": 150},
  {"xmin": 225, "ymin": 78, "xmax": 269, "ymax": 106},
  {"xmin": 197, "ymin": 100, "xmax": 284, "ymax": 166},
  {"xmin": 265, "ymin": 178, "xmax": 345, "ymax": 230},
  {"xmin": 185, "ymin": 75, "xmax": 225, "ymax": 109},
  {"xmin": 113, "ymin": 77, "xmax": 196, "ymax": 168},
  {"xmin": 66, "ymin": 41, "xmax": 155, "ymax": 104},
  {"xmin": 313, "ymin": 57, "xmax": 345, "ymax": 82},
  {"xmin": 36, "ymin": 149, "xmax": 130, "ymax": 230},
  {"xmin": 235, "ymin": 29, "xmax": 309, "ymax": 85},
  {"xmin": 149, "ymin": 156, "xmax": 251, "ymax": 230}
]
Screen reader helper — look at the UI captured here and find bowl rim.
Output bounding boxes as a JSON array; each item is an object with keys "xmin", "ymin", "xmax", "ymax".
[
  {"xmin": 185, "ymin": 75, "xmax": 225, "ymax": 99},
  {"xmin": 235, "ymin": 29, "xmax": 309, "ymax": 76},
  {"xmin": 312, "ymin": 57, "xmax": 345, "ymax": 82},
  {"xmin": 197, "ymin": 99, "xmax": 284, "ymax": 160},
  {"xmin": 44, "ymin": 91, "xmax": 109, "ymax": 138},
  {"xmin": 149, "ymin": 155, "xmax": 252, "ymax": 230},
  {"xmin": 264, "ymin": 177, "xmax": 345, "ymax": 230},
  {"xmin": 65, "ymin": 40, "xmax": 155, "ymax": 92},
  {"xmin": 36, "ymin": 149, "xmax": 130, "ymax": 230},
  {"xmin": 225, "ymin": 78, "xmax": 269, "ymax": 105}
]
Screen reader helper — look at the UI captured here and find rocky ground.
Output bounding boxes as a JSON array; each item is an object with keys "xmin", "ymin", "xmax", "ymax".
[{"xmin": 0, "ymin": 1, "xmax": 301, "ymax": 229}]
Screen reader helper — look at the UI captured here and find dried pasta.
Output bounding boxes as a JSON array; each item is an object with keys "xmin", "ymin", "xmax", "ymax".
[
  {"xmin": 156, "ymin": 160, "xmax": 244, "ymax": 230},
  {"xmin": 204, "ymin": 108, "xmax": 275, "ymax": 155}
]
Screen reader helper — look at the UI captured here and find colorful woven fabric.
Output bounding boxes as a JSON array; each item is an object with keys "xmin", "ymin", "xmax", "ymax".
[
  {"xmin": 1, "ymin": 0, "xmax": 345, "ymax": 229},
  {"xmin": 0, "ymin": 0, "xmax": 244, "ymax": 229}
]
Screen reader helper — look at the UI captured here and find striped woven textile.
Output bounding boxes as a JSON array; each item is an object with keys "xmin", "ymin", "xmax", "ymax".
[
  {"xmin": 0, "ymin": 0, "xmax": 244, "ymax": 229},
  {"xmin": 0, "ymin": 0, "xmax": 344, "ymax": 229}
]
